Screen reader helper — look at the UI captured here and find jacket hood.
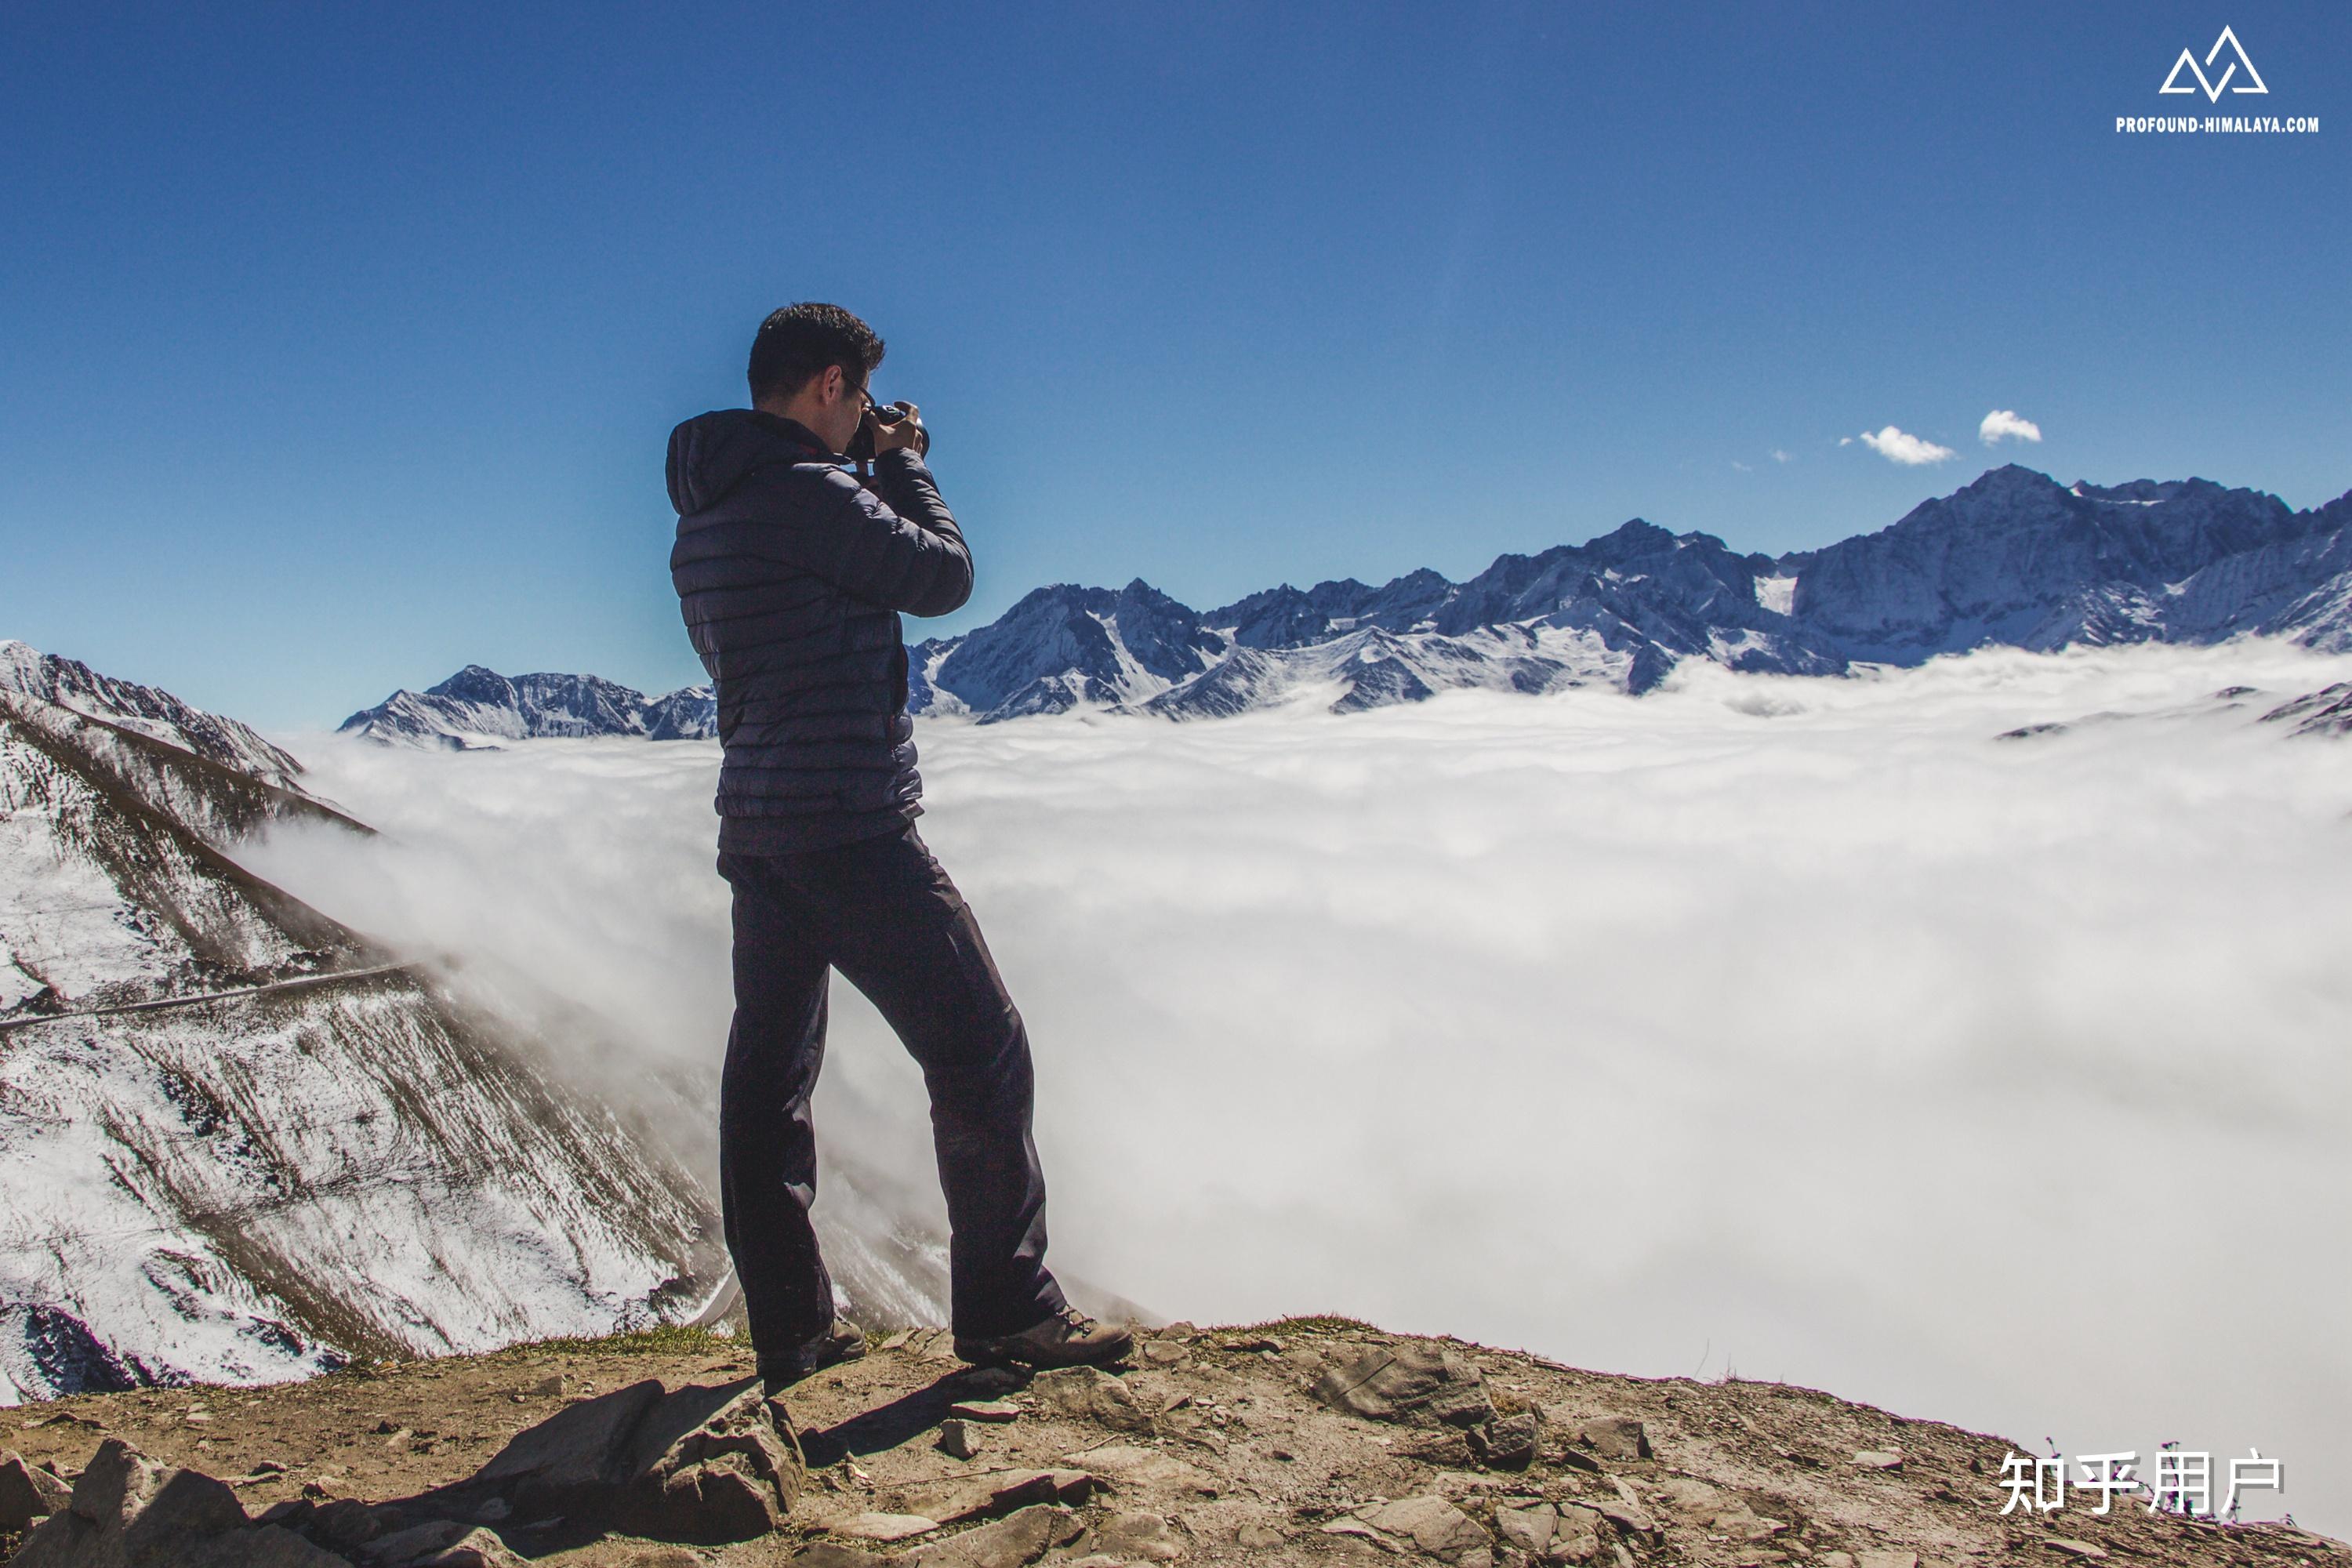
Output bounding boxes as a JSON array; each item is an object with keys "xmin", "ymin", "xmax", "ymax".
[{"xmin": 666, "ymin": 409, "xmax": 834, "ymax": 516}]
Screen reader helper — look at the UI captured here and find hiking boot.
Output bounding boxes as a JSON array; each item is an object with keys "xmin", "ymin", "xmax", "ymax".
[
  {"xmin": 954, "ymin": 1305, "xmax": 1134, "ymax": 1370},
  {"xmin": 760, "ymin": 1318, "xmax": 868, "ymax": 1394}
]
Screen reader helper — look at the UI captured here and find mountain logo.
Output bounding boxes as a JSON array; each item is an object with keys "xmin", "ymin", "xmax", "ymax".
[{"xmin": 2159, "ymin": 26, "xmax": 2269, "ymax": 103}]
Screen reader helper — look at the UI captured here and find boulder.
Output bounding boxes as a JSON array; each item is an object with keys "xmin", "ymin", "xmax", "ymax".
[
  {"xmin": 304, "ymin": 1496, "xmax": 391, "ymax": 1552},
  {"xmin": 364, "ymin": 1519, "xmax": 480, "ymax": 1562},
  {"xmin": 0, "ymin": 1451, "xmax": 72, "ymax": 1533},
  {"xmin": 453, "ymin": 1375, "xmax": 802, "ymax": 1544},
  {"xmin": 474, "ymin": 1378, "xmax": 666, "ymax": 1501},
  {"xmin": 6, "ymin": 1439, "xmax": 346, "ymax": 1568},
  {"xmin": 1310, "ymin": 1341, "xmax": 1496, "ymax": 1429},
  {"xmin": 360, "ymin": 1519, "xmax": 524, "ymax": 1566},
  {"xmin": 1468, "ymin": 1411, "xmax": 1540, "ymax": 1469},
  {"xmin": 620, "ymin": 1378, "xmax": 804, "ymax": 1541}
]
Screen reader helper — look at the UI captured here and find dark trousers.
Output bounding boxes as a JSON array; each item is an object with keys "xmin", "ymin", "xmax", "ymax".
[{"xmin": 716, "ymin": 823, "xmax": 1066, "ymax": 1361}]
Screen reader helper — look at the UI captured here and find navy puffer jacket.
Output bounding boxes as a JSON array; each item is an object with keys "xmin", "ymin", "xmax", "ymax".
[{"xmin": 667, "ymin": 409, "xmax": 972, "ymax": 853}]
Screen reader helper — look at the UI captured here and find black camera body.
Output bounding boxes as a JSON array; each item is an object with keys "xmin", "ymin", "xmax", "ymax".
[{"xmin": 844, "ymin": 402, "xmax": 928, "ymax": 463}]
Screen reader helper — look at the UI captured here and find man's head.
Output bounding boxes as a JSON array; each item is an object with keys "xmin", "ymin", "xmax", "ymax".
[{"xmin": 749, "ymin": 302, "xmax": 885, "ymax": 454}]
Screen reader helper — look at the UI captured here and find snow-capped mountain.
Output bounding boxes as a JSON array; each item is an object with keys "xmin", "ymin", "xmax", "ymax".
[
  {"xmin": 343, "ymin": 464, "xmax": 2352, "ymax": 739},
  {"xmin": 339, "ymin": 665, "xmax": 716, "ymax": 748},
  {"xmin": 906, "ymin": 465, "xmax": 2352, "ymax": 722},
  {"xmin": 2, "ymin": 641, "xmax": 306, "ymax": 789},
  {"xmin": 1, "ymin": 655, "xmax": 723, "ymax": 1399},
  {"xmin": 1781, "ymin": 466, "xmax": 2352, "ymax": 659}
]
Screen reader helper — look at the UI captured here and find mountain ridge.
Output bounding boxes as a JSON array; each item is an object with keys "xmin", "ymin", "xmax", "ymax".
[
  {"xmin": 338, "ymin": 666, "xmax": 716, "ymax": 749},
  {"xmin": 346, "ymin": 464, "xmax": 2352, "ymax": 742}
]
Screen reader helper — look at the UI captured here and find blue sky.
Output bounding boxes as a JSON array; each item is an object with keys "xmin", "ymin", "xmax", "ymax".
[{"xmin": 3, "ymin": 2, "xmax": 2345, "ymax": 727}]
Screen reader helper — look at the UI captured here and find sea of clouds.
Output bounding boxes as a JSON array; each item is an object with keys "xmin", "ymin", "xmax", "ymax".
[{"xmin": 252, "ymin": 635, "xmax": 2352, "ymax": 1533}]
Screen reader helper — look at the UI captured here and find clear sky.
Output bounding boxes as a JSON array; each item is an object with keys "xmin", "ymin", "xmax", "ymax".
[{"xmin": 2, "ymin": 2, "xmax": 2345, "ymax": 727}]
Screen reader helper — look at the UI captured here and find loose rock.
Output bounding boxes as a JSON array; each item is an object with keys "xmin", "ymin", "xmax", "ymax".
[
  {"xmin": 1552, "ymin": 1503, "xmax": 1606, "ymax": 1562},
  {"xmin": 1348, "ymin": 1494, "xmax": 1494, "ymax": 1565},
  {"xmin": 1468, "ymin": 1411, "xmax": 1540, "ymax": 1469},
  {"xmin": 896, "ymin": 1503, "xmax": 1083, "ymax": 1568},
  {"xmin": 1310, "ymin": 1341, "xmax": 1497, "ymax": 1429},
  {"xmin": 1030, "ymin": 1367, "xmax": 1152, "ymax": 1433},
  {"xmin": 1573, "ymin": 1416, "xmax": 1650, "ymax": 1461},
  {"xmin": 1495, "ymin": 1500, "xmax": 1555, "ymax": 1554},
  {"xmin": 1087, "ymin": 1508, "xmax": 1184, "ymax": 1562},
  {"xmin": 830, "ymin": 1510, "xmax": 942, "ymax": 1541},
  {"xmin": 938, "ymin": 1419, "xmax": 982, "ymax": 1460},
  {"xmin": 946, "ymin": 1400, "xmax": 1021, "ymax": 1425},
  {"xmin": 0, "ymin": 1449, "xmax": 73, "ymax": 1532}
]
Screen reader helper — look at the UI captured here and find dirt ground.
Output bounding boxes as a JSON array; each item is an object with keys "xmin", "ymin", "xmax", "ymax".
[{"xmin": 2, "ymin": 1319, "xmax": 2343, "ymax": 1567}]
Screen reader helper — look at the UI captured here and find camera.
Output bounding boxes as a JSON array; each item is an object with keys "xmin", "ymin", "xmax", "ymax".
[{"xmin": 844, "ymin": 400, "xmax": 929, "ymax": 463}]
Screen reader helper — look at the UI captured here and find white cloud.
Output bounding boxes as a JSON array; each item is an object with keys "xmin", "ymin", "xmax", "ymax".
[
  {"xmin": 1772, "ymin": 449, "xmax": 1793, "ymax": 464},
  {"xmin": 1857, "ymin": 426, "xmax": 1958, "ymax": 465},
  {"xmin": 253, "ymin": 636, "xmax": 2352, "ymax": 1536},
  {"xmin": 1733, "ymin": 460, "xmax": 1754, "ymax": 473},
  {"xmin": 1980, "ymin": 408, "xmax": 2044, "ymax": 445},
  {"xmin": 1838, "ymin": 436, "xmax": 1853, "ymax": 447}
]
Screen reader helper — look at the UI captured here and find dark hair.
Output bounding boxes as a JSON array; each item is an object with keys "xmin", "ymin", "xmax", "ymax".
[{"xmin": 747, "ymin": 302, "xmax": 885, "ymax": 406}]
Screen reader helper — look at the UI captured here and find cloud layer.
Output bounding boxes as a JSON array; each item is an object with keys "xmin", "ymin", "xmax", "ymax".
[{"xmin": 255, "ymin": 637, "xmax": 2352, "ymax": 1534}]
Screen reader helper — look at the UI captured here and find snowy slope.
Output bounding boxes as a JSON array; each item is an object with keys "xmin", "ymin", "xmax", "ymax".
[
  {"xmin": 0, "ymin": 971, "xmax": 712, "ymax": 1400},
  {"xmin": 0, "ymin": 668, "xmax": 721, "ymax": 1399},
  {"xmin": 1, "ymin": 641, "xmax": 305, "ymax": 789}
]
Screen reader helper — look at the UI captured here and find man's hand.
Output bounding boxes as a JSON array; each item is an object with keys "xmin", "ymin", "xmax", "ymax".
[{"xmin": 873, "ymin": 401, "xmax": 930, "ymax": 458}]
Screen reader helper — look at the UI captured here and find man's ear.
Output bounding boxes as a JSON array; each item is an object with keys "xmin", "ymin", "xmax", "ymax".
[{"xmin": 819, "ymin": 364, "xmax": 847, "ymax": 405}]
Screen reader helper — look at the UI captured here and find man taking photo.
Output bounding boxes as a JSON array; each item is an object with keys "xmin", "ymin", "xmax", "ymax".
[{"xmin": 666, "ymin": 302, "xmax": 1132, "ymax": 1392}]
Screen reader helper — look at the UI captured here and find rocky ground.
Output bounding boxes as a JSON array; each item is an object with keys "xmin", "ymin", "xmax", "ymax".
[{"xmin": 1, "ymin": 1319, "xmax": 2342, "ymax": 1567}]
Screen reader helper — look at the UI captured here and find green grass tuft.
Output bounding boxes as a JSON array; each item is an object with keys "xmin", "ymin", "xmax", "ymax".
[
  {"xmin": 1218, "ymin": 1313, "xmax": 1380, "ymax": 1337},
  {"xmin": 499, "ymin": 1324, "xmax": 745, "ymax": 1359}
]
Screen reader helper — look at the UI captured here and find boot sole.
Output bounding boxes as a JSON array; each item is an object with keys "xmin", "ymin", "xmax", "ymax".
[{"xmin": 761, "ymin": 1332, "xmax": 869, "ymax": 1392}]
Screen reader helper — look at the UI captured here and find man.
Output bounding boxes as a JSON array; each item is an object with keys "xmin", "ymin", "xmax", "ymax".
[{"xmin": 666, "ymin": 302, "xmax": 1132, "ymax": 1392}]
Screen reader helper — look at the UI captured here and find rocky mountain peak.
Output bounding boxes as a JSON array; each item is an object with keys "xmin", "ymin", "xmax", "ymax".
[
  {"xmin": 0, "ymin": 640, "xmax": 305, "ymax": 790},
  {"xmin": 339, "ymin": 668, "xmax": 715, "ymax": 748}
]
